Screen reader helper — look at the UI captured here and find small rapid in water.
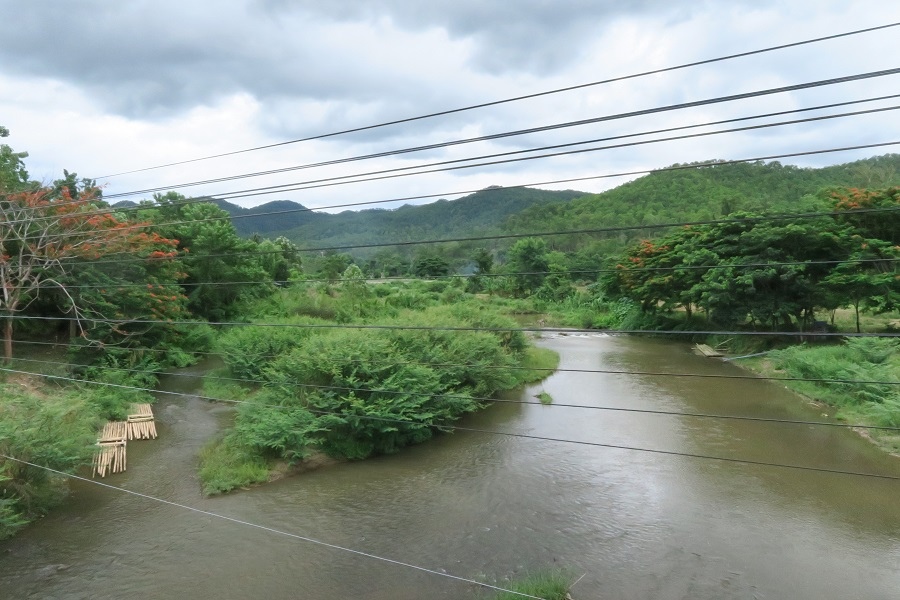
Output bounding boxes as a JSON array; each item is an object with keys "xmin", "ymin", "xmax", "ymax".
[{"xmin": 2, "ymin": 336, "xmax": 899, "ymax": 599}]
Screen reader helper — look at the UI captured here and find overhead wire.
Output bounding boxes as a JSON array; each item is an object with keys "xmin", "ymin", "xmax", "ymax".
[
  {"xmin": 21, "ymin": 255, "xmax": 900, "ymax": 292},
  {"xmin": 172, "ymin": 95, "xmax": 900, "ymax": 202},
  {"xmin": 35, "ymin": 195, "xmax": 900, "ymax": 265},
  {"xmin": 90, "ymin": 21, "xmax": 900, "ymax": 179},
  {"xmin": 7, "ymin": 355, "xmax": 899, "ymax": 429},
  {"xmin": 100, "ymin": 82, "xmax": 900, "ymax": 201},
  {"xmin": 3, "ymin": 313, "xmax": 899, "ymax": 338},
  {"xmin": 1, "ymin": 367, "xmax": 898, "ymax": 480},
  {"xmin": 0, "ymin": 454, "xmax": 544, "ymax": 600},
  {"xmin": 15, "ymin": 91, "xmax": 900, "ymax": 222}
]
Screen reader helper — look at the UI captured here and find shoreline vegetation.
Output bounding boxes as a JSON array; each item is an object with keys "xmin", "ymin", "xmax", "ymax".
[
  {"xmin": 198, "ymin": 281, "xmax": 563, "ymax": 495},
  {"xmin": 735, "ymin": 340, "xmax": 900, "ymax": 456}
]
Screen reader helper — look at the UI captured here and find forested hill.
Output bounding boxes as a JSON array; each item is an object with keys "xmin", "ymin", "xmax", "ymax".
[
  {"xmin": 205, "ymin": 154, "xmax": 899, "ymax": 258},
  {"xmin": 209, "ymin": 199, "xmax": 324, "ymax": 235},
  {"xmin": 218, "ymin": 186, "xmax": 586, "ymax": 242},
  {"xmin": 504, "ymin": 155, "xmax": 900, "ymax": 245}
]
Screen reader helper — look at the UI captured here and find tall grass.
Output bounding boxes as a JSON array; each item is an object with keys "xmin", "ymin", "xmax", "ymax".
[
  {"xmin": 488, "ymin": 571, "xmax": 571, "ymax": 600},
  {"xmin": 770, "ymin": 339, "xmax": 900, "ymax": 432},
  {"xmin": 198, "ymin": 435, "xmax": 270, "ymax": 495}
]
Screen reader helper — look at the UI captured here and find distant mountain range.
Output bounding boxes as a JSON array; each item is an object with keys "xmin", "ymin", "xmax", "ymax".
[
  {"xmin": 115, "ymin": 154, "xmax": 900, "ymax": 260},
  {"xmin": 211, "ymin": 186, "xmax": 586, "ymax": 248}
]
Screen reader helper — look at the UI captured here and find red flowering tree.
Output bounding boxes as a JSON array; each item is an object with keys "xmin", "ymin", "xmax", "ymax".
[{"xmin": 0, "ymin": 186, "xmax": 186, "ymax": 361}]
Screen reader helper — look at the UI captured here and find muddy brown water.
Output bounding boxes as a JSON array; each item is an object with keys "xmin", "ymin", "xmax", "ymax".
[{"xmin": 2, "ymin": 335, "xmax": 899, "ymax": 599}]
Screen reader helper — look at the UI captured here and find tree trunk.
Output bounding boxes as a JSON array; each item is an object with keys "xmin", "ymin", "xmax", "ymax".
[{"xmin": 855, "ymin": 301, "xmax": 861, "ymax": 334}]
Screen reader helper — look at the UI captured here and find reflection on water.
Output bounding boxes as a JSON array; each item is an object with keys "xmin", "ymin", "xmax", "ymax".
[{"xmin": 2, "ymin": 337, "xmax": 899, "ymax": 599}]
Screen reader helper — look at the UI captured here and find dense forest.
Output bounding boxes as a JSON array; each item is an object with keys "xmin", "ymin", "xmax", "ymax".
[{"xmin": 2, "ymin": 125, "xmax": 899, "ymax": 540}]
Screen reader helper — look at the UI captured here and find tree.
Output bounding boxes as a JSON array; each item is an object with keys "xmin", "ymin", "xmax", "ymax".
[
  {"xmin": 412, "ymin": 252, "xmax": 451, "ymax": 278},
  {"xmin": 257, "ymin": 236, "xmax": 301, "ymax": 283},
  {"xmin": 142, "ymin": 193, "xmax": 270, "ymax": 320},
  {"xmin": 466, "ymin": 247, "xmax": 493, "ymax": 293},
  {"xmin": 0, "ymin": 126, "xmax": 31, "ymax": 194},
  {"xmin": 829, "ymin": 186, "xmax": 900, "ymax": 244},
  {"xmin": 316, "ymin": 252, "xmax": 353, "ymax": 283},
  {"xmin": 505, "ymin": 237, "xmax": 549, "ymax": 296},
  {"xmin": 823, "ymin": 237, "xmax": 899, "ymax": 332},
  {"xmin": 0, "ymin": 186, "xmax": 182, "ymax": 361}
]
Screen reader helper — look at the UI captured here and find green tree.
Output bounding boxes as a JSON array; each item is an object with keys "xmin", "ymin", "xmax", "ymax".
[
  {"xmin": 505, "ymin": 237, "xmax": 549, "ymax": 296},
  {"xmin": 412, "ymin": 252, "xmax": 451, "ymax": 278},
  {"xmin": 823, "ymin": 237, "xmax": 899, "ymax": 332},
  {"xmin": 316, "ymin": 252, "xmax": 353, "ymax": 282},
  {"xmin": 467, "ymin": 247, "xmax": 494, "ymax": 293},
  {"xmin": 143, "ymin": 193, "xmax": 270, "ymax": 320},
  {"xmin": 1, "ymin": 186, "xmax": 184, "ymax": 361},
  {"xmin": 0, "ymin": 126, "xmax": 31, "ymax": 193}
]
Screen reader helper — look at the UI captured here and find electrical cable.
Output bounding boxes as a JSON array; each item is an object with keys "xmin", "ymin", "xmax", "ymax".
[
  {"xmin": 1, "ymin": 368, "xmax": 898, "ymax": 480},
  {"xmin": 196, "ymin": 140, "xmax": 900, "ymax": 203},
  {"xmin": 8, "ymin": 355, "xmax": 899, "ymax": 429},
  {"xmin": 100, "ymin": 92, "xmax": 900, "ymax": 202},
  {"xmin": 180, "ymin": 100, "xmax": 900, "ymax": 202},
  {"xmin": 90, "ymin": 21, "xmax": 900, "ymax": 179},
  {"xmin": 33, "ymin": 162, "xmax": 900, "ymax": 261},
  {"xmin": 17, "ymin": 91, "xmax": 899, "ymax": 221},
  {"xmin": 0, "ymin": 454, "xmax": 544, "ymax": 599},
  {"xmin": 20, "ymin": 255, "xmax": 900, "ymax": 293},
  {"xmin": 3, "ymin": 313, "xmax": 899, "ymax": 338}
]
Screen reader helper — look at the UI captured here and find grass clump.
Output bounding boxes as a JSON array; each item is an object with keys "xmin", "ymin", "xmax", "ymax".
[
  {"xmin": 537, "ymin": 391, "xmax": 553, "ymax": 405},
  {"xmin": 198, "ymin": 435, "xmax": 270, "ymax": 495},
  {"xmin": 517, "ymin": 346, "xmax": 561, "ymax": 385},
  {"xmin": 489, "ymin": 571, "xmax": 571, "ymax": 600}
]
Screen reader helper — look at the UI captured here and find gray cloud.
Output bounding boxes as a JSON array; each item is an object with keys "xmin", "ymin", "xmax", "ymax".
[
  {"xmin": 262, "ymin": 0, "xmax": 701, "ymax": 74},
  {"xmin": 0, "ymin": 0, "xmax": 715, "ymax": 123},
  {"xmin": 0, "ymin": 1, "xmax": 447, "ymax": 120}
]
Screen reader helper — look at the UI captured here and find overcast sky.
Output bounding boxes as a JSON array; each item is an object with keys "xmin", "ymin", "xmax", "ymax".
[{"xmin": 2, "ymin": 0, "xmax": 900, "ymax": 211}]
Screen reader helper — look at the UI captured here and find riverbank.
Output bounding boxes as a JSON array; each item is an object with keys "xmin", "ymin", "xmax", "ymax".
[
  {"xmin": 199, "ymin": 339, "xmax": 561, "ymax": 496},
  {"xmin": 733, "ymin": 339, "xmax": 900, "ymax": 456}
]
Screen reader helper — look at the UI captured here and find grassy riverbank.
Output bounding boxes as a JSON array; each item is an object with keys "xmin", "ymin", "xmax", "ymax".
[
  {"xmin": 199, "ymin": 282, "xmax": 561, "ymax": 495},
  {"xmin": 738, "ymin": 338, "xmax": 900, "ymax": 455}
]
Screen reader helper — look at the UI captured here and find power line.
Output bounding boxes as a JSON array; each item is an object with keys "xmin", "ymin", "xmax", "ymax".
[
  {"xmin": 3, "ymin": 313, "xmax": 899, "ymax": 337},
  {"xmin": 206, "ymin": 140, "xmax": 900, "ymax": 203},
  {"xmin": 14, "ymin": 100, "xmax": 897, "ymax": 240},
  {"xmin": 90, "ymin": 21, "xmax": 900, "ymax": 179},
  {"xmin": 20, "ymin": 91, "xmax": 897, "ymax": 222},
  {"xmin": 9, "ymin": 356, "xmax": 898, "ymax": 430},
  {"xmin": 23, "ymin": 255, "xmax": 900, "ymax": 292},
  {"xmin": 180, "ymin": 91, "xmax": 900, "ymax": 202},
  {"xmin": 101, "ymin": 92, "xmax": 900, "ymax": 202},
  {"xmin": 2, "ymin": 368, "xmax": 898, "ymax": 480},
  {"xmin": 0, "ymin": 454, "xmax": 545, "ymax": 599},
  {"xmin": 39, "ymin": 160, "xmax": 900, "ymax": 262}
]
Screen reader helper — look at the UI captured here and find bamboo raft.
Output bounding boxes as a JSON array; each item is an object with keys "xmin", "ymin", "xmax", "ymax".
[
  {"xmin": 126, "ymin": 403, "xmax": 157, "ymax": 440},
  {"xmin": 92, "ymin": 422, "xmax": 127, "ymax": 477},
  {"xmin": 92, "ymin": 404, "xmax": 158, "ymax": 477},
  {"xmin": 693, "ymin": 343, "xmax": 724, "ymax": 358}
]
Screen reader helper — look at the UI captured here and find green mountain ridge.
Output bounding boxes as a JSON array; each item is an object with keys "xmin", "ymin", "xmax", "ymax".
[{"xmin": 118, "ymin": 154, "xmax": 900, "ymax": 265}]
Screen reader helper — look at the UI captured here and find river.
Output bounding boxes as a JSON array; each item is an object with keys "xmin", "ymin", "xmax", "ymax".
[{"xmin": 2, "ymin": 335, "xmax": 899, "ymax": 599}]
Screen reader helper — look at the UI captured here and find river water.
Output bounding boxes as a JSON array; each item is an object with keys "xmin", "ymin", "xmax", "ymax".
[{"xmin": 2, "ymin": 335, "xmax": 899, "ymax": 599}]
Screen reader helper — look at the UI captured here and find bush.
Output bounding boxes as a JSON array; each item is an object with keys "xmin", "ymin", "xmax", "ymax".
[
  {"xmin": 216, "ymin": 318, "xmax": 317, "ymax": 379},
  {"xmin": 224, "ymin": 302, "xmax": 547, "ymax": 465},
  {"xmin": 0, "ymin": 387, "xmax": 96, "ymax": 538}
]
